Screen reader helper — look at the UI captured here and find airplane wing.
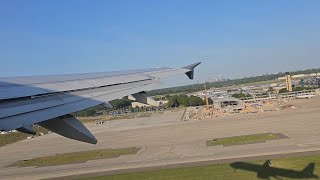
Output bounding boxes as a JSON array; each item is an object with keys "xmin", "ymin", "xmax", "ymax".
[{"xmin": 0, "ymin": 62, "xmax": 201, "ymax": 144}]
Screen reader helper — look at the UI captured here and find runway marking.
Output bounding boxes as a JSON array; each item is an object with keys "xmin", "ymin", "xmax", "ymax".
[{"xmin": 297, "ymin": 142, "xmax": 320, "ymax": 147}]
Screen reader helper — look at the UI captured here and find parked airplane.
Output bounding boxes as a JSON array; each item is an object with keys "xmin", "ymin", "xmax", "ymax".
[
  {"xmin": 0, "ymin": 62, "xmax": 201, "ymax": 144},
  {"xmin": 230, "ymin": 160, "xmax": 318, "ymax": 179}
]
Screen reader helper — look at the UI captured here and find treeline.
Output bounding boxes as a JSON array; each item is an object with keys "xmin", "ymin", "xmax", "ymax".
[
  {"xmin": 75, "ymin": 95, "xmax": 213, "ymax": 117},
  {"xmin": 231, "ymin": 93, "xmax": 252, "ymax": 98},
  {"xmin": 73, "ymin": 68, "xmax": 320, "ymax": 116},
  {"xmin": 167, "ymin": 95, "xmax": 213, "ymax": 107},
  {"xmin": 148, "ymin": 68, "xmax": 320, "ymax": 96},
  {"xmin": 74, "ymin": 99, "xmax": 132, "ymax": 117},
  {"xmin": 279, "ymin": 86, "xmax": 317, "ymax": 93}
]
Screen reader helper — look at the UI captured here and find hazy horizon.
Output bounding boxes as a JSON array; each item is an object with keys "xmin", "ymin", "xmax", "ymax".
[{"xmin": 1, "ymin": 1, "xmax": 320, "ymax": 87}]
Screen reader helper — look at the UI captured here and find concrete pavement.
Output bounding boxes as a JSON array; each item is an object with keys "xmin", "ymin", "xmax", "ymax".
[{"xmin": 0, "ymin": 97, "xmax": 320, "ymax": 179}]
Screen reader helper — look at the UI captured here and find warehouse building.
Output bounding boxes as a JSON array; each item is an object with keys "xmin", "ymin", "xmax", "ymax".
[{"xmin": 212, "ymin": 97, "xmax": 244, "ymax": 113}]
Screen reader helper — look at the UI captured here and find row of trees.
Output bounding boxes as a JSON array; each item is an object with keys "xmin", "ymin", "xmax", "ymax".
[
  {"xmin": 74, "ymin": 98, "xmax": 132, "ymax": 117},
  {"xmin": 167, "ymin": 95, "xmax": 213, "ymax": 108},
  {"xmin": 75, "ymin": 94, "xmax": 218, "ymax": 117},
  {"xmin": 279, "ymin": 86, "xmax": 318, "ymax": 93},
  {"xmin": 148, "ymin": 68, "xmax": 320, "ymax": 96},
  {"xmin": 231, "ymin": 93, "xmax": 252, "ymax": 98},
  {"xmin": 110, "ymin": 98, "xmax": 132, "ymax": 109}
]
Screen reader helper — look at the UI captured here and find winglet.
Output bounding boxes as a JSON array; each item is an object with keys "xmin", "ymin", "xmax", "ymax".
[{"xmin": 183, "ymin": 62, "xmax": 201, "ymax": 80}]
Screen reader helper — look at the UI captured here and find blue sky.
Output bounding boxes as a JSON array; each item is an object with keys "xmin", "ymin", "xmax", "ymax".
[{"xmin": 1, "ymin": 0, "xmax": 320, "ymax": 87}]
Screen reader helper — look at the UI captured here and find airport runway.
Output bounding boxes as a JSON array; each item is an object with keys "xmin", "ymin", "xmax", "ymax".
[{"xmin": 1, "ymin": 97, "xmax": 320, "ymax": 179}]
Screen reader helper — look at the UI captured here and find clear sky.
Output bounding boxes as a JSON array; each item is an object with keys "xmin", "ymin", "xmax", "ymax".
[{"xmin": 1, "ymin": 0, "xmax": 320, "ymax": 87}]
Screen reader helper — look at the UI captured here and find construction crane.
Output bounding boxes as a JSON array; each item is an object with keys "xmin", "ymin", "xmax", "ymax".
[
  {"xmin": 285, "ymin": 72, "xmax": 293, "ymax": 92},
  {"xmin": 204, "ymin": 82, "xmax": 209, "ymax": 110}
]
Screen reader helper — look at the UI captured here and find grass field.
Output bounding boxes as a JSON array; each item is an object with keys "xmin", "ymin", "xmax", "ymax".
[
  {"xmin": 78, "ymin": 113, "xmax": 153, "ymax": 124},
  {"xmin": 0, "ymin": 132, "xmax": 29, "ymax": 147},
  {"xmin": 8, "ymin": 147, "xmax": 140, "ymax": 167},
  {"xmin": 206, "ymin": 133, "xmax": 282, "ymax": 147},
  {"xmin": 0, "ymin": 127, "xmax": 49, "ymax": 147},
  {"xmin": 80, "ymin": 155, "xmax": 320, "ymax": 180}
]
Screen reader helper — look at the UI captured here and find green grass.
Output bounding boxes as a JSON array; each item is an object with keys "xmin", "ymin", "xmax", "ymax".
[
  {"xmin": 78, "ymin": 113, "xmax": 153, "ymax": 124},
  {"xmin": 8, "ymin": 147, "xmax": 140, "ymax": 167},
  {"xmin": 79, "ymin": 155, "xmax": 320, "ymax": 180},
  {"xmin": 206, "ymin": 133, "xmax": 281, "ymax": 147},
  {"xmin": 0, "ymin": 127, "xmax": 50, "ymax": 147},
  {"xmin": 0, "ymin": 132, "xmax": 29, "ymax": 147}
]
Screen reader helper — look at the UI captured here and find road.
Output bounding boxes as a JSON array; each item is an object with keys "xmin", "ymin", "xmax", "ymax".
[{"xmin": 0, "ymin": 97, "xmax": 320, "ymax": 179}]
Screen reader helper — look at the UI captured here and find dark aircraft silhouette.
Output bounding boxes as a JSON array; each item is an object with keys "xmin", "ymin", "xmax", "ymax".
[{"xmin": 230, "ymin": 160, "xmax": 318, "ymax": 179}]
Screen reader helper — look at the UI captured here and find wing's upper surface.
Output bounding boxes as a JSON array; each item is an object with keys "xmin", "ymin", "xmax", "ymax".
[{"xmin": 0, "ymin": 62, "xmax": 201, "ymax": 144}]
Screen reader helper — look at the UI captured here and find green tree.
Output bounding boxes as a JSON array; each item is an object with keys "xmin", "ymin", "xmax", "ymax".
[
  {"xmin": 188, "ymin": 96, "xmax": 205, "ymax": 106},
  {"xmin": 208, "ymin": 98, "xmax": 213, "ymax": 105},
  {"xmin": 232, "ymin": 93, "xmax": 251, "ymax": 98},
  {"xmin": 128, "ymin": 106, "xmax": 135, "ymax": 113},
  {"xmin": 167, "ymin": 96, "xmax": 180, "ymax": 107},
  {"xmin": 177, "ymin": 95, "xmax": 189, "ymax": 106},
  {"xmin": 74, "ymin": 104, "xmax": 106, "ymax": 117},
  {"xmin": 279, "ymin": 88, "xmax": 289, "ymax": 93},
  {"xmin": 110, "ymin": 99, "xmax": 132, "ymax": 109}
]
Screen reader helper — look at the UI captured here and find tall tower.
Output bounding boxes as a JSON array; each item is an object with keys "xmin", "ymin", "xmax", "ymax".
[
  {"xmin": 285, "ymin": 72, "xmax": 293, "ymax": 92},
  {"xmin": 204, "ymin": 83, "xmax": 209, "ymax": 110}
]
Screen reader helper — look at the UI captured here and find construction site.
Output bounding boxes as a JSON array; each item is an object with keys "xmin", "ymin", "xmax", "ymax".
[
  {"xmin": 184, "ymin": 72, "xmax": 320, "ymax": 121},
  {"xmin": 2, "ymin": 90, "xmax": 320, "ymax": 179},
  {"xmin": 1, "ymin": 69, "xmax": 320, "ymax": 179}
]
